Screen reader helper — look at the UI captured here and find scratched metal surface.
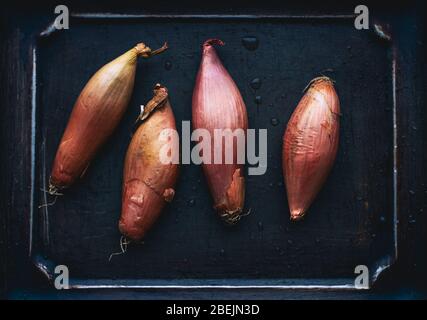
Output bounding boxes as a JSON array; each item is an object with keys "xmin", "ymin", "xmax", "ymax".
[{"xmin": 26, "ymin": 14, "xmax": 397, "ymax": 288}]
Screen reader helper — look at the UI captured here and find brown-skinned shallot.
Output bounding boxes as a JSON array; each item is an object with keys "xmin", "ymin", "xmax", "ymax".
[
  {"xmin": 49, "ymin": 42, "xmax": 168, "ymax": 195},
  {"xmin": 119, "ymin": 84, "xmax": 179, "ymax": 241},
  {"xmin": 283, "ymin": 76, "xmax": 340, "ymax": 221}
]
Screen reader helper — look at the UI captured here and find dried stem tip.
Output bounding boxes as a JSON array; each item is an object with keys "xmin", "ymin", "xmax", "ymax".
[
  {"xmin": 203, "ymin": 39, "xmax": 225, "ymax": 47},
  {"xmin": 135, "ymin": 42, "xmax": 168, "ymax": 58},
  {"xmin": 137, "ymin": 84, "xmax": 169, "ymax": 122},
  {"xmin": 303, "ymin": 76, "xmax": 335, "ymax": 93}
]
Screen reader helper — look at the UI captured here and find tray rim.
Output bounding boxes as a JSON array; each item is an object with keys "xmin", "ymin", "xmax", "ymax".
[{"xmin": 29, "ymin": 12, "xmax": 398, "ymax": 291}]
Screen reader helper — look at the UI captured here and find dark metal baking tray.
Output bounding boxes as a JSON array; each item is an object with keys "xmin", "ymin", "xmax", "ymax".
[{"xmin": 28, "ymin": 11, "xmax": 399, "ymax": 291}]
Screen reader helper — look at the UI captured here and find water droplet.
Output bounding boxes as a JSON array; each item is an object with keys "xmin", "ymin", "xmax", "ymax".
[
  {"xmin": 257, "ymin": 221, "xmax": 263, "ymax": 231},
  {"xmin": 270, "ymin": 118, "xmax": 279, "ymax": 126},
  {"xmin": 269, "ymin": 103, "xmax": 273, "ymax": 108},
  {"xmin": 242, "ymin": 36, "xmax": 259, "ymax": 51},
  {"xmin": 220, "ymin": 248, "xmax": 225, "ymax": 256},
  {"xmin": 255, "ymin": 95, "xmax": 262, "ymax": 104},
  {"xmin": 277, "ymin": 181, "xmax": 283, "ymax": 187},
  {"xmin": 380, "ymin": 216, "xmax": 386, "ymax": 223},
  {"xmin": 315, "ymin": 238, "xmax": 321, "ymax": 243},
  {"xmin": 412, "ymin": 125, "xmax": 418, "ymax": 131},
  {"xmin": 356, "ymin": 196, "xmax": 363, "ymax": 201},
  {"xmin": 250, "ymin": 78, "xmax": 262, "ymax": 90},
  {"xmin": 409, "ymin": 190, "xmax": 415, "ymax": 195},
  {"xmin": 164, "ymin": 60, "xmax": 172, "ymax": 70},
  {"xmin": 347, "ymin": 45, "xmax": 352, "ymax": 51},
  {"xmin": 287, "ymin": 239, "xmax": 293, "ymax": 245},
  {"xmin": 188, "ymin": 199, "xmax": 195, "ymax": 207},
  {"xmin": 269, "ymin": 182, "xmax": 274, "ymax": 188}
]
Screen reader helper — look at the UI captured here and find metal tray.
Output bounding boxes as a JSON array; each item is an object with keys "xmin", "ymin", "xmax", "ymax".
[{"xmin": 29, "ymin": 11, "xmax": 398, "ymax": 291}]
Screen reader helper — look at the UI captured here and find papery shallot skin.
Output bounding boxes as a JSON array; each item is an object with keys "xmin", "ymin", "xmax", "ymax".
[
  {"xmin": 119, "ymin": 85, "xmax": 179, "ymax": 241},
  {"xmin": 49, "ymin": 43, "xmax": 167, "ymax": 194},
  {"xmin": 283, "ymin": 77, "xmax": 340, "ymax": 221},
  {"xmin": 192, "ymin": 39, "xmax": 248, "ymax": 224}
]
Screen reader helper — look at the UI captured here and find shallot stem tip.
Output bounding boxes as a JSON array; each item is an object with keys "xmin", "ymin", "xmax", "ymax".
[
  {"xmin": 136, "ymin": 83, "xmax": 169, "ymax": 123},
  {"xmin": 203, "ymin": 38, "xmax": 225, "ymax": 47},
  {"xmin": 303, "ymin": 76, "xmax": 335, "ymax": 93},
  {"xmin": 135, "ymin": 42, "xmax": 168, "ymax": 58},
  {"xmin": 150, "ymin": 42, "xmax": 168, "ymax": 56}
]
